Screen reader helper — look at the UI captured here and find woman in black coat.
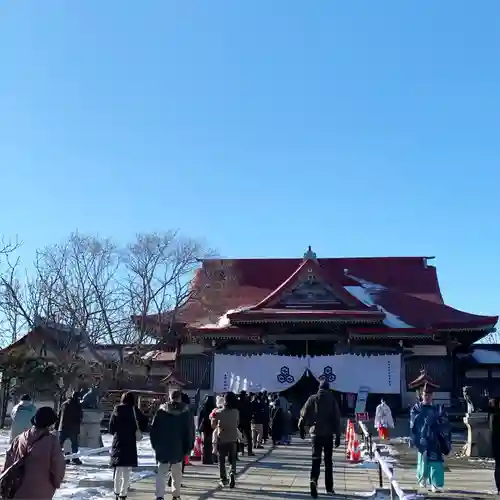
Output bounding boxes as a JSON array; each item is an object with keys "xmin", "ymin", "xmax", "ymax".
[
  {"xmin": 270, "ymin": 400, "xmax": 284, "ymax": 446},
  {"xmin": 198, "ymin": 395, "xmax": 216, "ymax": 464},
  {"xmin": 109, "ymin": 392, "xmax": 148, "ymax": 500}
]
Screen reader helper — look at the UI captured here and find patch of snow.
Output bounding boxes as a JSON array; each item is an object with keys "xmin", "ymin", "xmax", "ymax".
[
  {"xmin": 468, "ymin": 457, "xmax": 495, "ymax": 464},
  {"xmin": 0, "ymin": 431, "xmax": 156, "ymax": 500},
  {"xmin": 345, "ymin": 275, "xmax": 412, "ymax": 328},
  {"xmin": 354, "ymin": 492, "xmax": 391, "ymax": 500},
  {"xmin": 391, "ymin": 436, "xmax": 411, "ymax": 445},
  {"xmin": 199, "ymin": 306, "xmax": 252, "ymax": 329},
  {"xmin": 378, "ymin": 444, "xmax": 400, "ymax": 457}
]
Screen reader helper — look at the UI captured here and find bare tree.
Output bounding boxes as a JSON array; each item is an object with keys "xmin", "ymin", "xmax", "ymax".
[
  {"xmin": 0, "ymin": 237, "xmax": 23, "ymax": 344},
  {"xmin": 0, "ymin": 234, "xmax": 120, "ymax": 398},
  {"xmin": 124, "ymin": 231, "xmax": 208, "ymax": 349}
]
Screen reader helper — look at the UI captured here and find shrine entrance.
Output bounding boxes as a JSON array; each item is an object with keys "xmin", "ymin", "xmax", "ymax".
[{"xmin": 281, "ymin": 369, "xmax": 317, "ymax": 427}]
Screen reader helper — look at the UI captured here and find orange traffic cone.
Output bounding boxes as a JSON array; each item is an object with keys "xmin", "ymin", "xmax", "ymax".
[
  {"xmin": 349, "ymin": 433, "xmax": 361, "ymax": 463},
  {"xmin": 345, "ymin": 420, "xmax": 353, "ymax": 458},
  {"xmin": 345, "ymin": 420, "xmax": 355, "ymax": 460},
  {"xmin": 190, "ymin": 433, "xmax": 202, "ymax": 461}
]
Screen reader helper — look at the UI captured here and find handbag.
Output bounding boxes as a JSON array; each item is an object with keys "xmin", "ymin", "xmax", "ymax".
[
  {"xmin": 132, "ymin": 407, "xmax": 143, "ymax": 442},
  {"xmin": 0, "ymin": 432, "xmax": 48, "ymax": 499}
]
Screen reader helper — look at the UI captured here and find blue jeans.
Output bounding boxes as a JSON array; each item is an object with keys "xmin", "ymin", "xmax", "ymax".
[{"xmin": 59, "ymin": 432, "xmax": 79, "ymax": 454}]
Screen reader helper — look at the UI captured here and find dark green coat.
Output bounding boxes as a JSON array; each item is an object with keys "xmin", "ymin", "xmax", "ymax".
[{"xmin": 149, "ymin": 402, "xmax": 194, "ymax": 464}]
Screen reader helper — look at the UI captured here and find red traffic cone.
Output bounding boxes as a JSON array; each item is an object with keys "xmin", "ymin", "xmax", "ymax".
[
  {"xmin": 349, "ymin": 433, "xmax": 361, "ymax": 463},
  {"xmin": 190, "ymin": 433, "xmax": 202, "ymax": 461}
]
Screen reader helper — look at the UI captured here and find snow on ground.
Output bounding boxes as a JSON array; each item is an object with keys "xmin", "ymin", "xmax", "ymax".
[{"xmin": 0, "ymin": 430, "xmax": 155, "ymax": 500}]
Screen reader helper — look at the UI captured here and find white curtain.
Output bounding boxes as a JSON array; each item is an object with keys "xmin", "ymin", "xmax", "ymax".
[
  {"xmin": 213, "ymin": 354, "xmax": 309, "ymax": 393},
  {"xmin": 308, "ymin": 354, "xmax": 401, "ymax": 394}
]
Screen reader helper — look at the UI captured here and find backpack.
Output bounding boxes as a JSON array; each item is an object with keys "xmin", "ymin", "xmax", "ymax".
[{"xmin": 0, "ymin": 432, "xmax": 48, "ymax": 499}]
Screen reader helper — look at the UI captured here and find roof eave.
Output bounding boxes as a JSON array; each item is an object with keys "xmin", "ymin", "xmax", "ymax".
[{"xmin": 230, "ymin": 318, "xmax": 382, "ymax": 325}]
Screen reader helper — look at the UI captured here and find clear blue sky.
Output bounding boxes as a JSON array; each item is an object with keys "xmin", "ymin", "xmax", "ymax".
[{"xmin": 1, "ymin": 1, "xmax": 499, "ymax": 317}]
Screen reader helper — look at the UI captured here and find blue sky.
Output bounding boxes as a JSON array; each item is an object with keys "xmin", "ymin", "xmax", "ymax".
[{"xmin": 1, "ymin": 1, "xmax": 499, "ymax": 317}]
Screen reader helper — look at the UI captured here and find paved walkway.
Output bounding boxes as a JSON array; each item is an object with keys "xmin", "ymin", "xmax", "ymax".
[
  {"xmin": 383, "ymin": 436, "xmax": 497, "ymax": 499},
  {"xmin": 124, "ymin": 439, "xmax": 380, "ymax": 500},
  {"xmin": 122, "ymin": 432, "xmax": 499, "ymax": 500}
]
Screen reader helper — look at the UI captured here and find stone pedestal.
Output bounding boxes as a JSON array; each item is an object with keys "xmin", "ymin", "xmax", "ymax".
[
  {"xmin": 463, "ymin": 412, "xmax": 492, "ymax": 458},
  {"xmin": 80, "ymin": 409, "xmax": 104, "ymax": 449}
]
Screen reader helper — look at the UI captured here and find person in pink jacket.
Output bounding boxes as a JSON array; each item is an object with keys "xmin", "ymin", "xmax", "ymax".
[{"xmin": 2, "ymin": 406, "xmax": 66, "ymax": 499}]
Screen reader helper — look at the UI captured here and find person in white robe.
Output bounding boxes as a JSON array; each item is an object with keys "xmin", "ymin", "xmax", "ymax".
[{"xmin": 374, "ymin": 398, "xmax": 394, "ymax": 440}]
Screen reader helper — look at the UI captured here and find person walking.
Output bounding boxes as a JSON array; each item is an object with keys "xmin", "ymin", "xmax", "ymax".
[
  {"xmin": 251, "ymin": 394, "xmax": 266, "ymax": 449},
  {"xmin": 211, "ymin": 391, "xmax": 239, "ymax": 489},
  {"xmin": 150, "ymin": 389, "xmax": 193, "ymax": 500},
  {"xmin": 198, "ymin": 395, "xmax": 216, "ymax": 464},
  {"xmin": 2, "ymin": 406, "xmax": 66, "ymax": 499},
  {"xmin": 238, "ymin": 391, "xmax": 254, "ymax": 456},
  {"xmin": 9, "ymin": 394, "xmax": 37, "ymax": 443},
  {"xmin": 109, "ymin": 392, "xmax": 148, "ymax": 500},
  {"xmin": 298, "ymin": 380, "xmax": 341, "ymax": 498},
  {"xmin": 410, "ymin": 384, "xmax": 451, "ymax": 493},
  {"xmin": 210, "ymin": 395, "xmax": 225, "ymax": 464},
  {"xmin": 57, "ymin": 391, "xmax": 83, "ymax": 464},
  {"xmin": 270, "ymin": 399, "xmax": 284, "ymax": 446},
  {"xmin": 374, "ymin": 398, "xmax": 395, "ymax": 440},
  {"xmin": 489, "ymin": 398, "xmax": 500, "ymax": 494}
]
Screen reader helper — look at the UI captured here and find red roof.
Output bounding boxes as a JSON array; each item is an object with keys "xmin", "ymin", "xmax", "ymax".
[{"xmin": 152, "ymin": 254, "xmax": 497, "ymax": 334}]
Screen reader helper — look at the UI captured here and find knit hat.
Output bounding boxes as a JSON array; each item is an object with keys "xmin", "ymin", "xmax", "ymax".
[{"xmin": 31, "ymin": 406, "xmax": 57, "ymax": 429}]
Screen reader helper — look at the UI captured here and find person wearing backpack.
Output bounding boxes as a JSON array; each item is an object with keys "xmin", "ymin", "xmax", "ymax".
[
  {"xmin": 1, "ymin": 406, "xmax": 66, "ymax": 499},
  {"xmin": 298, "ymin": 380, "xmax": 342, "ymax": 498}
]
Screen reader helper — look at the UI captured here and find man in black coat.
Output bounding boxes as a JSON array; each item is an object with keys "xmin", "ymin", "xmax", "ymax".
[
  {"xmin": 150, "ymin": 390, "xmax": 194, "ymax": 500},
  {"xmin": 58, "ymin": 391, "xmax": 83, "ymax": 464},
  {"xmin": 251, "ymin": 394, "xmax": 267, "ymax": 449},
  {"xmin": 238, "ymin": 391, "xmax": 253, "ymax": 456},
  {"xmin": 299, "ymin": 380, "xmax": 342, "ymax": 498}
]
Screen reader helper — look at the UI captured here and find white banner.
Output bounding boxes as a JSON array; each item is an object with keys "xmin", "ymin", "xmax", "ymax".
[
  {"xmin": 308, "ymin": 354, "xmax": 400, "ymax": 394},
  {"xmin": 213, "ymin": 354, "xmax": 401, "ymax": 394},
  {"xmin": 213, "ymin": 354, "xmax": 309, "ymax": 393}
]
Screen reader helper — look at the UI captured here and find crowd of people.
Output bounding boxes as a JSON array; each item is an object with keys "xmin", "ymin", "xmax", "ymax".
[
  {"xmin": 10, "ymin": 380, "xmax": 500, "ymax": 499},
  {"xmin": 0, "ymin": 381, "xmax": 345, "ymax": 500}
]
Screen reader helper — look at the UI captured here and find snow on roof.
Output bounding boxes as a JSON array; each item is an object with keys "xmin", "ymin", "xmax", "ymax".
[
  {"xmin": 472, "ymin": 349, "xmax": 500, "ymax": 364},
  {"xmin": 345, "ymin": 276, "xmax": 412, "ymax": 329}
]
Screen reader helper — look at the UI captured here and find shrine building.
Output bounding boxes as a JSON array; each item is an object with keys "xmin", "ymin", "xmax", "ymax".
[{"xmin": 145, "ymin": 247, "xmax": 498, "ymax": 414}]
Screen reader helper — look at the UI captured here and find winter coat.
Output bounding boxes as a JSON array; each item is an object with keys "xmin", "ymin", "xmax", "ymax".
[
  {"xmin": 3, "ymin": 427, "xmax": 66, "ymax": 499},
  {"xmin": 212, "ymin": 407, "xmax": 239, "ymax": 444},
  {"xmin": 490, "ymin": 409, "xmax": 500, "ymax": 459},
  {"xmin": 410, "ymin": 402, "xmax": 451, "ymax": 462},
  {"xmin": 299, "ymin": 389, "xmax": 341, "ymax": 438},
  {"xmin": 58, "ymin": 395, "xmax": 83, "ymax": 436},
  {"xmin": 251, "ymin": 400, "xmax": 267, "ymax": 425},
  {"xmin": 109, "ymin": 404, "xmax": 148, "ymax": 467},
  {"xmin": 198, "ymin": 396, "xmax": 216, "ymax": 435},
  {"xmin": 238, "ymin": 397, "xmax": 252, "ymax": 426},
  {"xmin": 150, "ymin": 402, "xmax": 193, "ymax": 464},
  {"xmin": 10, "ymin": 401, "xmax": 37, "ymax": 443},
  {"xmin": 374, "ymin": 402, "xmax": 395, "ymax": 429},
  {"xmin": 270, "ymin": 405, "xmax": 284, "ymax": 441}
]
